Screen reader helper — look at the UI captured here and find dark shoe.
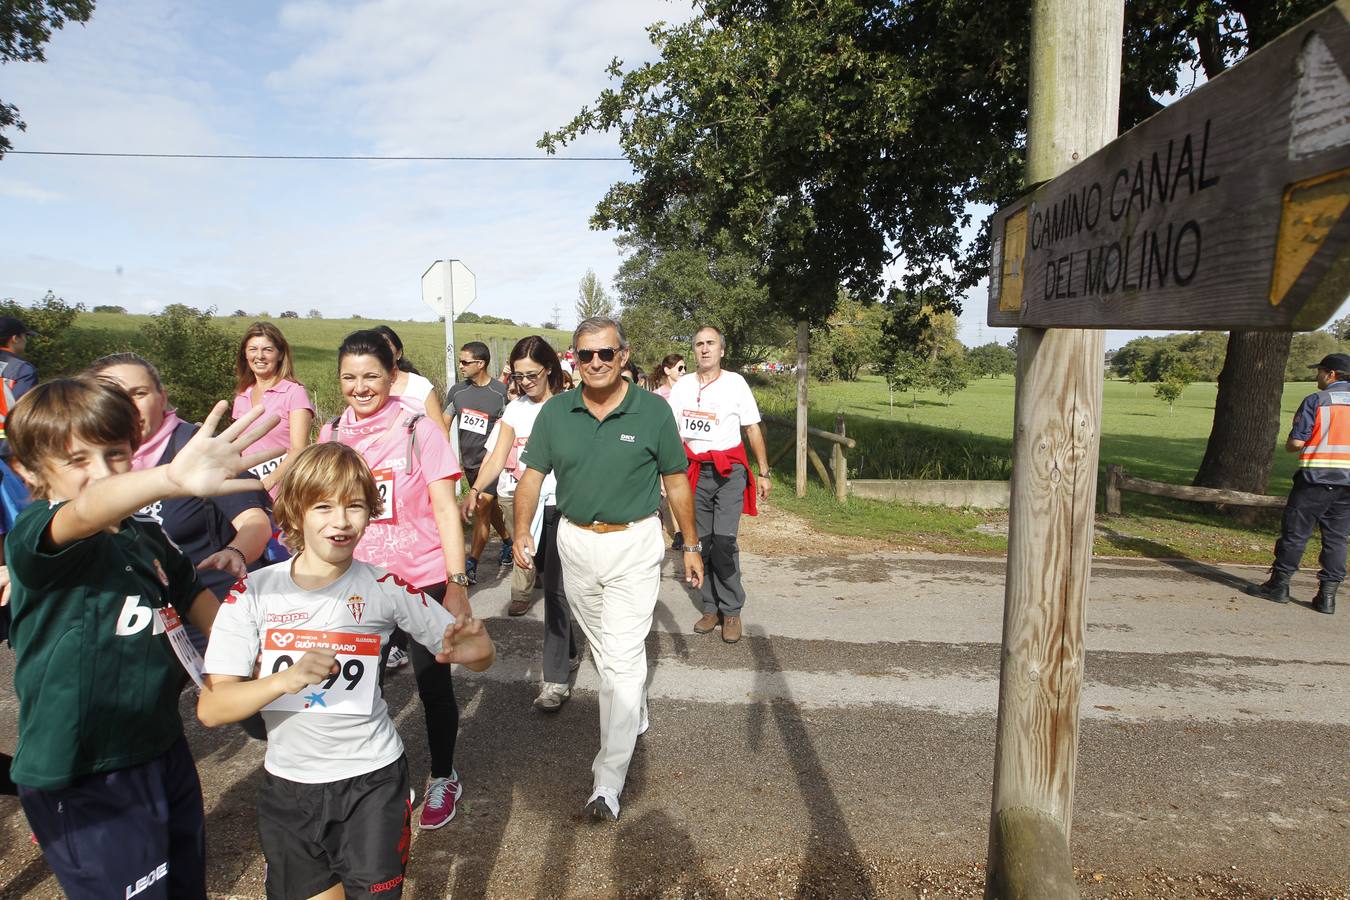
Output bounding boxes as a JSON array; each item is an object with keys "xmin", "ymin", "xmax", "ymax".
[
  {"xmin": 583, "ymin": 788, "xmax": 619, "ymax": 822},
  {"xmin": 693, "ymin": 612, "xmax": 719, "ymax": 634},
  {"xmin": 1244, "ymin": 571, "xmax": 1291, "ymax": 603},
  {"xmin": 498, "ymin": 538, "xmax": 514, "ymax": 567},
  {"xmin": 671, "ymin": 531, "xmax": 684, "ymax": 552},
  {"xmin": 721, "ymin": 615, "xmax": 742, "ymax": 644},
  {"xmin": 507, "ymin": 595, "xmax": 531, "ymax": 617},
  {"xmin": 465, "ymin": 558, "xmax": 479, "ymax": 585},
  {"xmin": 1313, "ymin": 582, "xmax": 1338, "ymax": 615}
]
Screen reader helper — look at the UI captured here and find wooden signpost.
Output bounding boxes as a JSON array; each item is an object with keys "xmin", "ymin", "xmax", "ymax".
[
  {"xmin": 988, "ymin": 2, "xmax": 1350, "ymax": 332},
  {"xmin": 986, "ymin": 4, "xmax": 1350, "ymax": 898}
]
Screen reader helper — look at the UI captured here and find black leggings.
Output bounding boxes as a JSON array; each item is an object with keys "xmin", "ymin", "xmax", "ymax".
[{"xmin": 382, "ymin": 582, "xmax": 459, "ymax": 778}]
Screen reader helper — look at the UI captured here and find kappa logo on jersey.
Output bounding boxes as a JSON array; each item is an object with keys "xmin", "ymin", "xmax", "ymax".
[
  {"xmin": 270, "ymin": 632, "xmax": 296, "ymax": 648},
  {"xmin": 266, "ymin": 612, "xmax": 308, "ymax": 625},
  {"xmin": 347, "ymin": 595, "xmax": 366, "ymax": 624}
]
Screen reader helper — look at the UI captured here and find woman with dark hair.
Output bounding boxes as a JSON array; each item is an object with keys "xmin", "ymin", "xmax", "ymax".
[
  {"xmin": 231, "ymin": 322, "xmax": 314, "ymax": 494},
  {"xmin": 89, "ymin": 354, "xmax": 273, "ymax": 642},
  {"xmin": 648, "ymin": 353, "xmax": 686, "ymax": 398},
  {"xmin": 320, "ymin": 329, "xmax": 472, "ymax": 830},
  {"xmin": 620, "ymin": 360, "xmax": 644, "ymax": 386},
  {"xmin": 461, "ymin": 335, "xmax": 578, "ymax": 710},
  {"xmin": 373, "ymin": 324, "xmax": 449, "ymax": 436}
]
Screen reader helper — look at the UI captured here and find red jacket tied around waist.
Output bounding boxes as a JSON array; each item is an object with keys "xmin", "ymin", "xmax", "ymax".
[{"xmin": 685, "ymin": 443, "xmax": 758, "ymax": 517}]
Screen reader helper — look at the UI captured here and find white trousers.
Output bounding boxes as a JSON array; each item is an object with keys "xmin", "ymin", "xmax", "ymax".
[{"xmin": 556, "ymin": 516, "xmax": 663, "ymax": 795}]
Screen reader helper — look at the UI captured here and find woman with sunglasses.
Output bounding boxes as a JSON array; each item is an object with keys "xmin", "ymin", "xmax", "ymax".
[
  {"xmin": 320, "ymin": 329, "xmax": 475, "ymax": 830},
  {"xmin": 648, "ymin": 354, "xmax": 686, "ymax": 399},
  {"xmin": 373, "ymin": 325, "xmax": 450, "ymax": 437},
  {"xmin": 460, "ymin": 336, "xmax": 577, "ymax": 711}
]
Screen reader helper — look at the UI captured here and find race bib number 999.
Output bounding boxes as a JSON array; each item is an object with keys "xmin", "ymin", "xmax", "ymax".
[{"xmin": 261, "ymin": 629, "xmax": 381, "ymax": 715}]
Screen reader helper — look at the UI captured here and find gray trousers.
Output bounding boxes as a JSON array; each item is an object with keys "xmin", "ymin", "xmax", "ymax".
[{"xmin": 695, "ymin": 462, "xmax": 748, "ymax": 615}]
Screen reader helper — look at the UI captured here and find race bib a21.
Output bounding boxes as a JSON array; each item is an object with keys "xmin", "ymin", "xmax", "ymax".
[
  {"xmin": 679, "ymin": 409, "xmax": 718, "ymax": 440},
  {"xmin": 260, "ymin": 629, "xmax": 381, "ymax": 715},
  {"xmin": 459, "ymin": 408, "xmax": 490, "ymax": 435}
]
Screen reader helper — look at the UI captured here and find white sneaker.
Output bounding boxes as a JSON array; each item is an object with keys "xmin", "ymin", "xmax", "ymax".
[
  {"xmin": 534, "ymin": 682, "xmax": 571, "ymax": 711},
  {"xmin": 385, "ymin": 646, "xmax": 409, "ymax": 670},
  {"xmin": 638, "ymin": 708, "xmax": 650, "ymax": 736},
  {"xmin": 584, "ymin": 786, "xmax": 620, "ymax": 821}
]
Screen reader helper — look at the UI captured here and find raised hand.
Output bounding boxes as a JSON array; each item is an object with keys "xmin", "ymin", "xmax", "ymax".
[
  {"xmin": 163, "ymin": 402, "xmax": 281, "ymax": 498},
  {"xmin": 436, "ymin": 614, "xmax": 493, "ymax": 670}
]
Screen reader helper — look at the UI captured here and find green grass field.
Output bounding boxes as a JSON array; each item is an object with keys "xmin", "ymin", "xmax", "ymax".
[{"xmin": 68, "ymin": 312, "xmax": 1306, "ymax": 563}]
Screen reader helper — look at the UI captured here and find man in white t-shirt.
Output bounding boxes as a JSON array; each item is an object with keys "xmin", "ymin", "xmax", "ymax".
[{"xmin": 666, "ymin": 326, "xmax": 771, "ymax": 644}]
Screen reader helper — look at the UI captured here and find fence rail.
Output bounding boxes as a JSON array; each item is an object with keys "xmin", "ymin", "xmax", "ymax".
[
  {"xmin": 1104, "ymin": 463, "xmax": 1287, "ymax": 515},
  {"xmin": 761, "ymin": 414, "xmax": 851, "ymax": 502}
]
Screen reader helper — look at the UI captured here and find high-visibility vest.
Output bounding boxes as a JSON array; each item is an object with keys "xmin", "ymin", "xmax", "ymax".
[
  {"xmin": 0, "ymin": 361, "xmax": 16, "ymax": 443},
  {"xmin": 1299, "ymin": 388, "xmax": 1350, "ymax": 470}
]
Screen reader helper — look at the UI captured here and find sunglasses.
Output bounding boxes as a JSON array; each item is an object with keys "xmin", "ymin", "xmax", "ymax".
[
  {"xmin": 458, "ymin": 359, "xmax": 484, "ymax": 367},
  {"xmin": 510, "ymin": 370, "xmax": 546, "ymax": 382},
  {"xmin": 576, "ymin": 347, "xmax": 620, "ymax": 363}
]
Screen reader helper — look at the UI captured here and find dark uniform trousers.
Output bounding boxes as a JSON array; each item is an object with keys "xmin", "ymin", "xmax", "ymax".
[{"xmin": 1274, "ymin": 475, "xmax": 1350, "ymax": 583}]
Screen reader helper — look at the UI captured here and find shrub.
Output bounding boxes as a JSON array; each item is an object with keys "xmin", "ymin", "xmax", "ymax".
[
  {"xmin": 92, "ymin": 304, "xmax": 127, "ymax": 314},
  {"xmin": 142, "ymin": 305, "xmax": 237, "ymax": 423},
  {"xmin": 0, "ymin": 293, "xmax": 86, "ymax": 377}
]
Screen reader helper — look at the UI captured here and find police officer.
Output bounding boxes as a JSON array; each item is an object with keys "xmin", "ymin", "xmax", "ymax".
[{"xmin": 1246, "ymin": 352, "xmax": 1350, "ymax": 614}]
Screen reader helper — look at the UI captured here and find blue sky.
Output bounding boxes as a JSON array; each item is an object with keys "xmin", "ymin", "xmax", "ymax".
[{"xmin": 1, "ymin": 2, "xmax": 1342, "ymax": 354}]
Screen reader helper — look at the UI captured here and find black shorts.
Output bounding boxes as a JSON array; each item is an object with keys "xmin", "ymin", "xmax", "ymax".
[
  {"xmin": 19, "ymin": 736, "xmax": 206, "ymax": 900},
  {"xmin": 257, "ymin": 755, "xmax": 411, "ymax": 900},
  {"xmin": 465, "ymin": 466, "xmax": 497, "ymax": 498}
]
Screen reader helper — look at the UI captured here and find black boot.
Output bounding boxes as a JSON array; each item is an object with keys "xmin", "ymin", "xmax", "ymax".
[
  {"xmin": 1312, "ymin": 582, "xmax": 1338, "ymax": 615},
  {"xmin": 1245, "ymin": 570, "xmax": 1291, "ymax": 603}
]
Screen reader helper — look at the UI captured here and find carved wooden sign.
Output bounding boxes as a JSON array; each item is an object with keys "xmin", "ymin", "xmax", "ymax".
[{"xmin": 988, "ymin": 2, "xmax": 1350, "ymax": 331}]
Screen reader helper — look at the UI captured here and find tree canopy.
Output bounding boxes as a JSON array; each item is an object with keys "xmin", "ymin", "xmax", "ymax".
[{"xmin": 1, "ymin": 1, "xmax": 95, "ymax": 155}]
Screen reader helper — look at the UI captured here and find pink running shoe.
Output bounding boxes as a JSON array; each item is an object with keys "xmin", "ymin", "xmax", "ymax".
[{"xmin": 418, "ymin": 771, "xmax": 462, "ymax": 830}]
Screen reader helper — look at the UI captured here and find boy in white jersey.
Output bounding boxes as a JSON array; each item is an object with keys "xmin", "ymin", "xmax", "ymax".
[{"xmin": 198, "ymin": 443, "xmax": 494, "ymax": 900}]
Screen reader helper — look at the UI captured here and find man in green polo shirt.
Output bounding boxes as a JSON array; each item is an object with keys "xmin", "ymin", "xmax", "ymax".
[{"xmin": 512, "ymin": 316, "xmax": 702, "ymax": 822}]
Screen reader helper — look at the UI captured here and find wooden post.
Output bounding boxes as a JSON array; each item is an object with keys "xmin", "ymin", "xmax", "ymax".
[
  {"xmin": 986, "ymin": 2, "xmax": 1122, "ymax": 898},
  {"xmin": 832, "ymin": 412, "xmax": 848, "ymax": 503},
  {"xmin": 795, "ymin": 320, "xmax": 809, "ymax": 498},
  {"xmin": 1105, "ymin": 464, "xmax": 1123, "ymax": 516}
]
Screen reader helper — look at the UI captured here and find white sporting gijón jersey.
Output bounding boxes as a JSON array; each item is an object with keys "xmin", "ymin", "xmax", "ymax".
[{"xmin": 204, "ymin": 559, "xmax": 453, "ymax": 783}]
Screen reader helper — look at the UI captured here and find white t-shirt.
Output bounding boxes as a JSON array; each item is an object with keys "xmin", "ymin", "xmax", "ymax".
[
  {"xmin": 666, "ymin": 370, "xmax": 762, "ymax": 453},
  {"xmin": 203, "ymin": 559, "xmax": 454, "ymax": 783},
  {"xmin": 395, "ymin": 372, "xmax": 435, "ymax": 413},
  {"xmin": 492, "ymin": 396, "xmax": 557, "ymax": 505}
]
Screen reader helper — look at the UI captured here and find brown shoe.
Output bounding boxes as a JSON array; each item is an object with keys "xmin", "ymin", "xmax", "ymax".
[
  {"xmin": 693, "ymin": 612, "xmax": 719, "ymax": 634},
  {"xmin": 721, "ymin": 616, "xmax": 742, "ymax": 644},
  {"xmin": 507, "ymin": 596, "xmax": 532, "ymax": 617}
]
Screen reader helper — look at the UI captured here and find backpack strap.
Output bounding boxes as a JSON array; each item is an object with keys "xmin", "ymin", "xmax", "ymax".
[{"xmin": 404, "ymin": 413, "xmax": 425, "ymax": 473}]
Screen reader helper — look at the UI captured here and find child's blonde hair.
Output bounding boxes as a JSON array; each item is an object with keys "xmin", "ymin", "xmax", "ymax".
[
  {"xmin": 273, "ymin": 443, "xmax": 383, "ymax": 553},
  {"xmin": 8, "ymin": 377, "xmax": 141, "ymax": 500}
]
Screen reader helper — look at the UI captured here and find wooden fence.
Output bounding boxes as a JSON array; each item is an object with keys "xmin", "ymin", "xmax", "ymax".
[
  {"xmin": 762, "ymin": 413, "xmax": 854, "ymax": 502},
  {"xmin": 1104, "ymin": 463, "xmax": 1287, "ymax": 515}
]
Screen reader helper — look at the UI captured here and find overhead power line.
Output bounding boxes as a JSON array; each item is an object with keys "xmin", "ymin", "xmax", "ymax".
[{"xmin": 4, "ymin": 150, "xmax": 627, "ymax": 162}]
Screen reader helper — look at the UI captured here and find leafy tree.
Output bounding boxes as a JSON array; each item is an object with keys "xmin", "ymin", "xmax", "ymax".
[
  {"xmin": 91, "ymin": 304, "xmax": 126, "ymax": 313},
  {"xmin": 1153, "ymin": 378, "xmax": 1186, "ymax": 413},
  {"xmin": 930, "ymin": 352, "xmax": 970, "ymax": 405},
  {"xmin": 456, "ymin": 311, "xmax": 482, "ymax": 324},
  {"xmin": 1328, "ymin": 314, "xmax": 1350, "ymax": 343},
  {"xmin": 279, "ymin": 310, "xmax": 299, "ymax": 319},
  {"xmin": 142, "ymin": 304, "xmax": 235, "ymax": 423},
  {"xmin": 575, "ymin": 269, "xmax": 614, "ymax": 321},
  {"xmin": 810, "ymin": 295, "xmax": 885, "ymax": 381},
  {"xmin": 1126, "ymin": 359, "xmax": 1147, "ymax": 396},
  {"xmin": 0, "ymin": 291, "xmax": 84, "ymax": 376},
  {"xmin": 541, "ymin": 320, "xmax": 559, "ymax": 331},
  {"xmin": 614, "ymin": 222, "xmax": 792, "ymax": 369},
  {"xmin": 307, "ymin": 309, "xmax": 322, "ymax": 319},
  {"xmin": 231, "ymin": 309, "xmax": 248, "ymax": 317},
  {"xmin": 1286, "ymin": 330, "xmax": 1340, "ymax": 380},
  {"xmin": 966, "ymin": 342, "xmax": 1016, "ymax": 379},
  {"xmin": 1, "ymin": 1, "xmax": 95, "ymax": 156}
]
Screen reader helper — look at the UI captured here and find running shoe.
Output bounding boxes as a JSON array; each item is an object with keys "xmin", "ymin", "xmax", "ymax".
[
  {"xmin": 498, "ymin": 537, "xmax": 513, "ymax": 567},
  {"xmin": 419, "ymin": 772, "xmax": 462, "ymax": 830},
  {"xmin": 583, "ymin": 786, "xmax": 620, "ymax": 822},
  {"xmin": 465, "ymin": 558, "xmax": 479, "ymax": 585},
  {"xmin": 385, "ymin": 646, "xmax": 410, "ymax": 670},
  {"xmin": 533, "ymin": 682, "xmax": 571, "ymax": 712}
]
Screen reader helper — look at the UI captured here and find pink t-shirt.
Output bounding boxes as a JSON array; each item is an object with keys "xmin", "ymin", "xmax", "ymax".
[
  {"xmin": 320, "ymin": 398, "xmax": 462, "ymax": 589},
  {"xmin": 233, "ymin": 378, "xmax": 314, "ymax": 456}
]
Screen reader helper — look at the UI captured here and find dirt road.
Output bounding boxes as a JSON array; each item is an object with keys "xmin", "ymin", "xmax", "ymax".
[{"xmin": 1, "ymin": 512, "xmax": 1347, "ymax": 898}]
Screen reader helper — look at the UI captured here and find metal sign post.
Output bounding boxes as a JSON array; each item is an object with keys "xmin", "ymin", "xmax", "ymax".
[{"xmin": 421, "ymin": 259, "xmax": 478, "ymax": 396}]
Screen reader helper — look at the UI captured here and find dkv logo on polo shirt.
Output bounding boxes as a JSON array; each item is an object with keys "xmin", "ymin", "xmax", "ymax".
[{"xmin": 620, "ymin": 433, "xmax": 636, "ymax": 443}]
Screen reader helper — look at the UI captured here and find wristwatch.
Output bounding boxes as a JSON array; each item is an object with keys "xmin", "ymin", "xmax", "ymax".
[
  {"xmin": 449, "ymin": 573, "xmax": 471, "ymax": 587},
  {"xmin": 683, "ymin": 542, "xmax": 703, "ymax": 553}
]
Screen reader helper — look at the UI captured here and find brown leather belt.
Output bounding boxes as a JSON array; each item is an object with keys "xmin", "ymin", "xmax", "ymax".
[{"xmin": 566, "ymin": 519, "xmax": 631, "ymax": 534}]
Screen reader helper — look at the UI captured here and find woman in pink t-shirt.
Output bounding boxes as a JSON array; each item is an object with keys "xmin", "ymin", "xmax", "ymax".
[
  {"xmin": 320, "ymin": 329, "xmax": 471, "ymax": 830},
  {"xmin": 231, "ymin": 322, "xmax": 314, "ymax": 494}
]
